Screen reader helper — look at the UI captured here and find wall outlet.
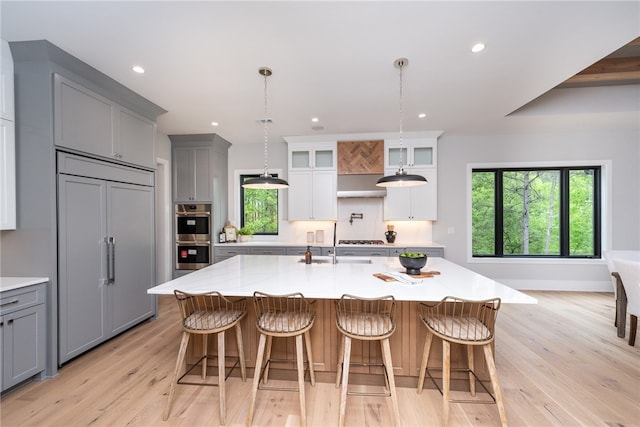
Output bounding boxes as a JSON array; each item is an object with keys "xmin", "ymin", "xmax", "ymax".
[{"xmin": 447, "ymin": 227, "xmax": 455, "ymax": 235}]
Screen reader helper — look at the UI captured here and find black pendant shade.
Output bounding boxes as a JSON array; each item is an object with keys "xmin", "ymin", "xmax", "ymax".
[
  {"xmin": 242, "ymin": 172, "xmax": 289, "ymax": 189},
  {"xmin": 376, "ymin": 170, "xmax": 428, "ymax": 188}
]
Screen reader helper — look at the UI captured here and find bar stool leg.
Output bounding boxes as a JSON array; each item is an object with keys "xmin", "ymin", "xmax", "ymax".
[
  {"xmin": 442, "ymin": 340, "xmax": 451, "ymax": 427},
  {"xmin": 482, "ymin": 344, "xmax": 508, "ymax": 427},
  {"xmin": 467, "ymin": 345, "xmax": 476, "ymax": 396},
  {"xmin": 163, "ymin": 331, "xmax": 190, "ymax": 421},
  {"xmin": 381, "ymin": 337, "xmax": 401, "ymax": 426},
  {"xmin": 338, "ymin": 335, "xmax": 352, "ymax": 427},
  {"xmin": 235, "ymin": 323, "xmax": 247, "ymax": 381},
  {"xmin": 263, "ymin": 335, "xmax": 273, "ymax": 384},
  {"xmin": 335, "ymin": 334, "xmax": 345, "ymax": 388},
  {"xmin": 218, "ymin": 331, "xmax": 226, "ymax": 424},
  {"xmin": 202, "ymin": 334, "xmax": 208, "ymax": 379},
  {"xmin": 304, "ymin": 330, "xmax": 316, "ymax": 386},
  {"xmin": 247, "ymin": 333, "xmax": 267, "ymax": 426},
  {"xmin": 417, "ymin": 332, "xmax": 433, "ymax": 394},
  {"xmin": 296, "ymin": 334, "xmax": 307, "ymax": 427}
]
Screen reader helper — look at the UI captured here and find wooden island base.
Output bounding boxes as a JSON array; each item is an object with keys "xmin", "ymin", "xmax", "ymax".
[{"xmin": 184, "ymin": 299, "xmax": 492, "ymax": 391}]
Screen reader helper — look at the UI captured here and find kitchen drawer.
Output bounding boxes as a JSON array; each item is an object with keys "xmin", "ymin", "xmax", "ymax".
[
  {"xmin": 0, "ymin": 284, "xmax": 46, "ymax": 316},
  {"xmin": 286, "ymin": 247, "xmax": 323, "ymax": 256},
  {"xmin": 214, "ymin": 247, "xmax": 250, "ymax": 258},
  {"xmin": 334, "ymin": 247, "xmax": 389, "ymax": 257},
  {"xmin": 405, "ymin": 247, "xmax": 444, "ymax": 258},
  {"xmin": 249, "ymin": 247, "xmax": 287, "ymax": 255}
]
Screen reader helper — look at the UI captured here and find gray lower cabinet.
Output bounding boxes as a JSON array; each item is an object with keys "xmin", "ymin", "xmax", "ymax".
[
  {"xmin": 1, "ymin": 283, "xmax": 46, "ymax": 392},
  {"xmin": 214, "ymin": 247, "xmax": 249, "ymax": 264},
  {"xmin": 57, "ymin": 153, "xmax": 156, "ymax": 364}
]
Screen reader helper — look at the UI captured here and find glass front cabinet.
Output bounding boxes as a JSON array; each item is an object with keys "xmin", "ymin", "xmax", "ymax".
[
  {"xmin": 287, "ymin": 141, "xmax": 337, "ymax": 221},
  {"xmin": 383, "ymin": 137, "xmax": 438, "ymax": 221}
]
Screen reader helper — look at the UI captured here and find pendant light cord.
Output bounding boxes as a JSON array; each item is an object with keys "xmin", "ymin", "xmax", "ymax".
[
  {"xmin": 398, "ymin": 60, "xmax": 405, "ymax": 171},
  {"xmin": 262, "ymin": 71, "xmax": 269, "ymax": 176}
]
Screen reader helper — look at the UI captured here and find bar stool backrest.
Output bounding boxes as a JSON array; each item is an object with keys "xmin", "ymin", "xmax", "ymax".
[
  {"xmin": 253, "ymin": 291, "xmax": 316, "ymax": 335},
  {"xmin": 336, "ymin": 294, "xmax": 396, "ymax": 339},
  {"xmin": 419, "ymin": 297, "xmax": 501, "ymax": 345},
  {"xmin": 174, "ymin": 290, "xmax": 247, "ymax": 333}
]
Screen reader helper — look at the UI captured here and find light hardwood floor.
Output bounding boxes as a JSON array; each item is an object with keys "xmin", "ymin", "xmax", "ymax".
[{"xmin": 1, "ymin": 291, "xmax": 638, "ymax": 426}]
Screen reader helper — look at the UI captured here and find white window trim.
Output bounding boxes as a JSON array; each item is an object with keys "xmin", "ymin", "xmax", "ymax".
[
  {"xmin": 233, "ymin": 168, "xmax": 284, "ymax": 241},
  {"xmin": 466, "ymin": 160, "xmax": 612, "ymax": 264}
]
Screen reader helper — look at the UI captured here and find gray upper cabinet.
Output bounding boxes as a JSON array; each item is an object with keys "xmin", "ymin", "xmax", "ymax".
[
  {"xmin": 54, "ymin": 74, "xmax": 156, "ymax": 169},
  {"xmin": 173, "ymin": 145, "xmax": 213, "ymax": 202}
]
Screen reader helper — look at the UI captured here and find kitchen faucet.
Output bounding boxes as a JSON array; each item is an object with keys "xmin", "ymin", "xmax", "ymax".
[{"xmin": 332, "ymin": 222, "xmax": 337, "ymax": 264}]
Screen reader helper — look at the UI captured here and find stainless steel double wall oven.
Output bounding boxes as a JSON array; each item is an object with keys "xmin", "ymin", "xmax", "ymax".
[{"xmin": 175, "ymin": 203, "xmax": 211, "ymax": 270}]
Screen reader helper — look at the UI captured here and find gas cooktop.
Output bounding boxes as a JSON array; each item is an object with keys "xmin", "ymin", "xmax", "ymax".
[{"xmin": 338, "ymin": 240, "xmax": 386, "ymax": 245}]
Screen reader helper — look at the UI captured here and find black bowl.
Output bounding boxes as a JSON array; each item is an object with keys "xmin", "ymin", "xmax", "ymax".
[{"xmin": 399, "ymin": 254, "xmax": 427, "ymax": 275}]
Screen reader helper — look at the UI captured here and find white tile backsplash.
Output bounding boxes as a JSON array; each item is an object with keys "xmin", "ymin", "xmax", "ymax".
[{"xmin": 275, "ymin": 198, "xmax": 433, "ymax": 245}]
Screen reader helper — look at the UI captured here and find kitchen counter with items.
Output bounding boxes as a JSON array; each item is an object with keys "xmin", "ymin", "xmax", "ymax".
[
  {"xmin": 212, "ymin": 241, "xmax": 446, "ymax": 264},
  {"xmin": 149, "ymin": 255, "xmax": 534, "ymax": 386},
  {"xmin": 150, "ymin": 255, "xmax": 533, "ymax": 303}
]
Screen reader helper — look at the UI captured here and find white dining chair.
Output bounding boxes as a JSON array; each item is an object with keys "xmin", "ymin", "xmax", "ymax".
[{"xmin": 612, "ymin": 258, "xmax": 640, "ymax": 346}]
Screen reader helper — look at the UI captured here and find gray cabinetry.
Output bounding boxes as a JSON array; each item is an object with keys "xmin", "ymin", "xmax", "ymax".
[
  {"xmin": 4, "ymin": 40, "xmax": 165, "ymax": 377},
  {"xmin": 57, "ymin": 153, "xmax": 155, "ymax": 363},
  {"xmin": 173, "ymin": 145, "xmax": 213, "ymax": 202},
  {"xmin": 54, "ymin": 74, "xmax": 157, "ymax": 169},
  {"xmin": 1, "ymin": 283, "xmax": 46, "ymax": 391},
  {"xmin": 332, "ymin": 247, "xmax": 390, "ymax": 257},
  {"xmin": 213, "ymin": 246, "xmax": 249, "ymax": 264},
  {"xmin": 249, "ymin": 247, "xmax": 287, "ymax": 255}
]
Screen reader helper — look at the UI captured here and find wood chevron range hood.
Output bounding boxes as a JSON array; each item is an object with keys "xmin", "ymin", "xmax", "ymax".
[{"xmin": 336, "ymin": 140, "xmax": 386, "ymax": 198}]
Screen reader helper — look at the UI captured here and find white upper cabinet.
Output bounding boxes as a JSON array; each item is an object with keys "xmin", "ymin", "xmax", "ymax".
[
  {"xmin": 383, "ymin": 137, "xmax": 438, "ymax": 221},
  {"xmin": 0, "ymin": 118, "xmax": 16, "ymax": 229},
  {"xmin": 1, "ymin": 40, "xmax": 14, "ymax": 121},
  {"xmin": 384, "ymin": 138, "xmax": 437, "ymax": 169},
  {"xmin": 288, "ymin": 142, "xmax": 336, "ymax": 170},
  {"xmin": 287, "ymin": 141, "xmax": 337, "ymax": 221},
  {"xmin": 0, "ymin": 39, "xmax": 15, "ymax": 229}
]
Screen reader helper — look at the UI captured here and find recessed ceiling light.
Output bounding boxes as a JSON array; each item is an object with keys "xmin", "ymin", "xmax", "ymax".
[
  {"xmin": 211, "ymin": 122, "xmax": 219, "ymax": 126},
  {"xmin": 311, "ymin": 117, "xmax": 319, "ymax": 122},
  {"xmin": 471, "ymin": 43, "xmax": 485, "ymax": 53},
  {"xmin": 418, "ymin": 113, "xmax": 426, "ymax": 118},
  {"xmin": 132, "ymin": 65, "xmax": 145, "ymax": 74}
]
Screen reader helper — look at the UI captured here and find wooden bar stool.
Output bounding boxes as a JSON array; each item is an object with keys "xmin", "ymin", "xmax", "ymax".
[
  {"xmin": 163, "ymin": 290, "xmax": 247, "ymax": 425},
  {"xmin": 416, "ymin": 296, "xmax": 507, "ymax": 427},
  {"xmin": 247, "ymin": 291, "xmax": 316, "ymax": 427},
  {"xmin": 335, "ymin": 294, "xmax": 401, "ymax": 427}
]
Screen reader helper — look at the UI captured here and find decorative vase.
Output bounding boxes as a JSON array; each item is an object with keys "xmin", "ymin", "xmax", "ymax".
[{"xmin": 385, "ymin": 230, "xmax": 397, "ymax": 243}]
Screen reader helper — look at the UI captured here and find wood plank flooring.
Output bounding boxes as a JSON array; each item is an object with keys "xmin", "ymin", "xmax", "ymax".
[{"xmin": 1, "ymin": 291, "xmax": 638, "ymax": 426}]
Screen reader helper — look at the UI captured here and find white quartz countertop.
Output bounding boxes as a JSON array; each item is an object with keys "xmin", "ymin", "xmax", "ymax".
[
  {"xmin": 0, "ymin": 277, "xmax": 49, "ymax": 292},
  {"xmin": 148, "ymin": 255, "xmax": 535, "ymax": 304},
  {"xmin": 215, "ymin": 241, "xmax": 445, "ymax": 248}
]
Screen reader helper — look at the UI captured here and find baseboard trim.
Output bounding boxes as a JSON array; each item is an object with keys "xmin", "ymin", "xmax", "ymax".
[{"xmin": 501, "ymin": 279, "xmax": 612, "ymax": 292}]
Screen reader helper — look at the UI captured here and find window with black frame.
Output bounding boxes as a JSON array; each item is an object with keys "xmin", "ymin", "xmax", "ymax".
[
  {"xmin": 240, "ymin": 174, "xmax": 279, "ymax": 235},
  {"xmin": 471, "ymin": 166, "xmax": 601, "ymax": 258}
]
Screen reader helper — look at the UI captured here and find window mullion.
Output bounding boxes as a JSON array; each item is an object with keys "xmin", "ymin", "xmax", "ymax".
[
  {"xmin": 559, "ymin": 168, "xmax": 570, "ymax": 256},
  {"xmin": 495, "ymin": 171, "xmax": 504, "ymax": 256}
]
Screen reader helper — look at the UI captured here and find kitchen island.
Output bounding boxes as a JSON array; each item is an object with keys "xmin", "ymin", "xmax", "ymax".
[{"xmin": 148, "ymin": 255, "xmax": 535, "ymax": 386}]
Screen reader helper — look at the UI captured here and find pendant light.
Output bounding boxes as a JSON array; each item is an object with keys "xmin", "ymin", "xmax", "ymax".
[
  {"xmin": 242, "ymin": 67, "xmax": 289, "ymax": 189},
  {"xmin": 376, "ymin": 58, "xmax": 427, "ymax": 188}
]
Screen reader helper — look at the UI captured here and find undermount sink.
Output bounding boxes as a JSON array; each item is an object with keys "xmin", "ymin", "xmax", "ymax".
[{"xmin": 298, "ymin": 256, "xmax": 373, "ymax": 265}]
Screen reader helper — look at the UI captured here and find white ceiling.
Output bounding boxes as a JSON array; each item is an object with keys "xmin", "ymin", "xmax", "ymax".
[{"xmin": 1, "ymin": 1, "xmax": 639, "ymax": 145}]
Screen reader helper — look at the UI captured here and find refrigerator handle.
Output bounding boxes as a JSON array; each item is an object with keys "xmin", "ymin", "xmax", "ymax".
[{"xmin": 108, "ymin": 237, "xmax": 116, "ymax": 284}]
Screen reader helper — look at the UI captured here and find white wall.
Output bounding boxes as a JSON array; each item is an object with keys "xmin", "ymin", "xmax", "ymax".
[{"xmin": 434, "ymin": 129, "xmax": 639, "ymax": 290}]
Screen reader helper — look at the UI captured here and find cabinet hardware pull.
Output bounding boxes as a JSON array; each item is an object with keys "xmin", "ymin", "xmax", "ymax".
[
  {"xmin": 108, "ymin": 237, "xmax": 116, "ymax": 284},
  {"xmin": 0, "ymin": 299, "xmax": 19, "ymax": 307}
]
